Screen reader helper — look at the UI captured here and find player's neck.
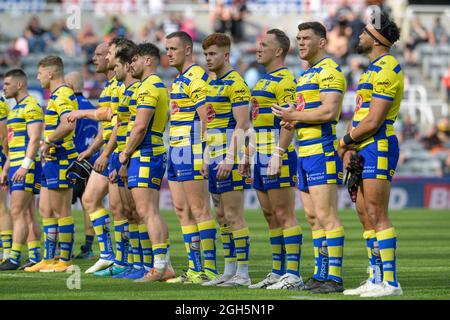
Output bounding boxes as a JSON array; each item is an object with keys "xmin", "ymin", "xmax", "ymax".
[
  {"xmin": 180, "ymin": 59, "xmax": 195, "ymax": 74},
  {"xmin": 215, "ymin": 63, "xmax": 233, "ymax": 79},
  {"xmin": 265, "ymin": 60, "xmax": 285, "ymax": 74},
  {"xmin": 307, "ymin": 52, "xmax": 326, "ymax": 68},
  {"xmin": 368, "ymin": 47, "xmax": 390, "ymax": 63},
  {"xmin": 142, "ymin": 67, "xmax": 157, "ymax": 80},
  {"xmin": 123, "ymin": 74, "xmax": 138, "ymax": 88},
  {"xmin": 106, "ymin": 70, "xmax": 115, "ymax": 80},
  {"xmin": 49, "ymin": 79, "xmax": 65, "ymax": 92},
  {"xmin": 14, "ymin": 91, "xmax": 29, "ymax": 103}
]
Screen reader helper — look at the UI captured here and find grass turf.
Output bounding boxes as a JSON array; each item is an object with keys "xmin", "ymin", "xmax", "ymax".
[{"xmin": 0, "ymin": 209, "xmax": 449, "ymax": 300}]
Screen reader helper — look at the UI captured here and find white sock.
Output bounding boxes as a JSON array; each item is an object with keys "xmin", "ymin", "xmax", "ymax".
[
  {"xmin": 154, "ymin": 256, "xmax": 167, "ymax": 272},
  {"xmin": 223, "ymin": 261, "xmax": 237, "ymax": 277},
  {"xmin": 236, "ymin": 263, "xmax": 249, "ymax": 278}
]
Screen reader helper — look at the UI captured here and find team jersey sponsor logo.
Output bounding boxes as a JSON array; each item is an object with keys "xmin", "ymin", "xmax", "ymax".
[
  {"xmin": 206, "ymin": 104, "xmax": 216, "ymax": 123},
  {"xmin": 292, "ymin": 175, "xmax": 298, "ymax": 183},
  {"xmin": 251, "ymin": 98, "xmax": 259, "ymax": 120},
  {"xmin": 296, "ymin": 93, "xmax": 306, "ymax": 111},
  {"xmin": 355, "ymin": 94, "xmax": 363, "ymax": 112},
  {"xmin": 151, "ymin": 177, "xmax": 161, "ymax": 186},
  {"xmin": 191, "ymin": 236, "xmax": 201, "ymax": 250},
  {"xmin": 170, "ymin": 101, "xmax": 179, "ymax": 115},
  {"xmin": 7, "ymin": 126, "xmax": 14, "ymax": 142}
]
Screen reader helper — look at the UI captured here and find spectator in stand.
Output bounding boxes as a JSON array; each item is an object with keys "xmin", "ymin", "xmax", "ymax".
[
  {"xmin": 398, "ymin": 115, "xmax": 420, "ymax": 143},
  {"xmin": 347, "ymin": 11, "xmax": 365, "ymax": 55},
  {"xmin": 437, "ymin": 117, "xmax": 450, "ymax": 147},
  {"xmin": 422, "ymin": 125, "xmax": 444, "ymax": 155},
  {"xmin": 24, "ymin": 16, "xmax": 47, "ymax": 53},
  {"xmin": 326, "ymin": 12, "xmax": 351, "ymax": 65},
  {"xmin": 212, "ymin": 0, "xmax": 230, "ymax": 34},
  {"xmin": 180, "ymin": 17, "xmax": 198, "ymax": 42},
  {"xmin": 80, "ymin": 64, "xmax": 104, "ymax": 99},
  {"xmin": 161, "ymin": 14, "xmax": 180, "ymax": 37},
  {"xmin": 0, "ymin": 38, "xmax": 23, "ymax": 68},
  {"xmin": 78, "ymin": 24, "xmax": 99, "ymax": 59},
  {"xmin": 346, "ymin": 56, "xmax": 364, "ymax": 91},
  {"xmin": 46, "ymin": 20, "xmax": 77, "ymax": 57},
  {"xmin": 105, "ymin": 16, "xmax": 129, "ymax": 41},
  {"xmin": 137, "ymin": 20, "xmax": 165, "ymax": 45},
  {"xmin": 230, "ymin": 0, "xmax": 248, "ymax": 42},
  {"xmin": 443, "ymin": 65, "xmax": 450, "ymax": 106},
  {"xmin": 429, "ymin": 16, "xmax": 448, "ymax": 46},
  {"xmin": 405, "ymin": 16, "xmax": 429, "ymax": 65}
]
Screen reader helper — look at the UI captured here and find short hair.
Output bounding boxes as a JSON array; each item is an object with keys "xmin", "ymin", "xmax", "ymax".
[
  {"xmin": 166, "ymin": 31, "xmax": 193, "ymax": 47},
  {"xmin": 136, "ymin": 42, "xmax": 160, "ymax": 62},
  {"xmin": 116, "ymin": 43, "xmax": 138, "ymax": 65},
  {"xmin": 267, "ymin": 28, "xmax": 290, "ymax": 58},
  {"xmin": 297, "ymin": 21, "xmax": 327, "ymax": 39},
  {"xmin": 4, "ymin": 68, "xmax": 27, "ymax": 82},
  {"xmin": 109, "ymin": 37, "xmax": 136, "ymax": 51},
  {"xmin": 373, "ymin": 12, "xmax": 401, "ymax": 44},
  {"xmin": 38, "ymin": 55, "xmax": 64, "ymax": 74},
  {"xmin": 202, "ymin": 33, "xmax": 231, "ymax": 50}
]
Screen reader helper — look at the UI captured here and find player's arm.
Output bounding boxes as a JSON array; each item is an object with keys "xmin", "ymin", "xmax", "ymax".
[
  {"xmin": 78, "ymin": 125, "xmax": 104, "ymax": 161},
  {"xmin": 67, "ymin": 107, "xmax": 114, "ymax": 123},
  {"xmin": 12, "ymin": 121, "xmax": 42, "ymax": 182},
  {"xmin": 0, "ymin": 120, "xmax": 8, "ymax": 157},
  {"xmin": 191, "ymin": 78, "xmax": 208, "ymax": 138},
  {"xmin": 120, "ymin": 107, "xmax": 155, "ymax": 165},
  {"xmin": 267, "ymin": 126, "xmax": 295, "ymax": 178},
  {"xmin": 93, "ymin": 121, "xmax": 117, "ymax": 173}
]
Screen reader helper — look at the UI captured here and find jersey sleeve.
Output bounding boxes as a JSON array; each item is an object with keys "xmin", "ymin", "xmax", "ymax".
[
  {"xmin": 137, "ymin": 83, "xmax": 158, "ymax": 110},
  {"xmin": 0, "ymin": 98, "xmax": 9, "ymax": 121},
  {"xmin": 189, "ymin": 78, "xmax": 208, "ymax": 109},
  {"xmin": 318, "ymin": 67, "xmax": 346, "ymax": 94},
  {"xmin": 275, "ymin": 77, "xmax": 296, "ymax": 107},
  {"xmin": 372, "ymin": 68, "xmax": 400, "ymax": 101},
  {"xmin": 230, "ymin": 80, "xmax": 251, "ymax": 108},
  {"xmin": 25, "ymin": 103, "xmax": 44, "ymax": 124},
  {"xmin": 55, "ymin": 94, "xmax": 77, "ymax": 116}
]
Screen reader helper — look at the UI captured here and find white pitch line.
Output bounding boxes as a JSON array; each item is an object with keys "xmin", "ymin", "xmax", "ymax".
[
  {"xmin": 0, "ymin": 273, "xmax": 67, "ymax": 279},
  {"xmin": 289, "ymin": 295, "xmax": 336, "ymax": 300}
]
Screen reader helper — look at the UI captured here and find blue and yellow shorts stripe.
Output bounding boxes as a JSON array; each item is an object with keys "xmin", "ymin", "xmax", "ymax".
[
  {"xmin": 167, "ymin": 143, "xmax": 205, "ymax": 182},
  {"xmin": 42, "ymin": 158, "xmax": 76, "ymax": 189},
  {"xmin": 253, "ymin": 150, "xmax": 298, "ymax": 191},
  {"xmin": 127, "ymin": 153, "xmax": 167, "ymax": 190},
  {"xmin": 208, "ymin": 162, "xmax": 250, "ymax": 194},
  {"xmin": 108, "ymin": 152, "xmax": 125, "ymax": 187},
  {"xmin": 0, "ymin": 151, "xmax": 5, "ymax": 175},
  {"xmin": 358, "ymin": 136, "xmax": 399, "ymax": 181},
  {"xmin": 9, "ymin": 161, "xmax": 41, "ymax": 194},
  {"xmin": 297, "ymin": 151, "xmax": 343, "ymax": 191}
]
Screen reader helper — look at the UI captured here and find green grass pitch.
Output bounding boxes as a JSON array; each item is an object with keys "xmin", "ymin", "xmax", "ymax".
[{"xmin": 0, "ymin": 209, "xmax": 449, "ymax": 300}]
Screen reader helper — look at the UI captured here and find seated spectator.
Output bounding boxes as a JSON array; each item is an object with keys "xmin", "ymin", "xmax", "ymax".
[
  {"xmin": 442, "ymin": 65, "xmax": 450, "ymax": 105},
  {"xmin": 46, "ymin": 20, "xmax": 77, "ymax": 57},
  {"xmin": 78, "ymin": 24, "xmax": 99, "ymax": 58},
  {"xmin": 105, "ymin": 16, "xmax": 129, "ymax": 41},
  {"xmin": 398, "ymin": 115, "xmax": 420, "ymax": 143},
  {"xmin": 161, "ymin": 14, "xmax": 180, "ymax": 37},
  {"xmin": 404, "ymin": 16, "xmax": 429, "ymax": 65},
  {"xmin": 211, "ymin": 0, "xmax": 230, "ymax": 34},
  {"xmin": 429, "ymin": 16, "xmax": 448, "ymax": 46},
  {"xmin": 326, "ymin": 14, "xmax": 351, "ymax": 66},
  {"xmin": 137, "ymin": 20, "xmax": 165, "ymax": 45},
  {"xmin": 180, "ymin": 18, "xmax": 198, "ymax": 42},
  {"xmin": 230, "ymin": 0, "xmax": 248, "ymax": 43},
  {"xmin": 24, "ymin": 16, "xmax": 47, "ymax": 53},
  {"xmin": 422, "ymin": 125, "xmax": 444, "ymax": 155},
  {"xmin": 346, "ymin": 56, "xmax": 364, "ymax": 91},
  {"xmin": 0, "ymin": 38, "xmax": 23, "ymax": 68}
]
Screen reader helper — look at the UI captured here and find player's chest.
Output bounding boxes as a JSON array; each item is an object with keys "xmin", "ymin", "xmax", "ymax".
[{"xmin": 252, "ymin": 79, "xmax": 277, "ymax": 105}]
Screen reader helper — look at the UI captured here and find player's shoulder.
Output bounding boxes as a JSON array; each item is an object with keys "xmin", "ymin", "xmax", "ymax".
[
  {"xmin": 317, "ymin": 57, "xmax": 344, "ymax": 74},
  {"xmin": 225, "ymin": 70, "xmax": 247, "ymax": 87},
  {"xmin": 23, "ymin": 95, "xmax": 40, "ymax": 108},
  {"xmin": 183, "ymin": 64, "xmax": 209, "ymax": 83},
  {"xmin": 373, "ymin": 54, "xmax": 402, "ymax": 75},
  {"xmin": 53, "ymin": 85, "xmax": 76, "ymax": 102},
  {"xmin": 143, "ymin": 74, "xmax": 166, "ymax": 89},
  {"xmin": 0, "ymin": 95, "xmax": 6, "ymax": 103}
]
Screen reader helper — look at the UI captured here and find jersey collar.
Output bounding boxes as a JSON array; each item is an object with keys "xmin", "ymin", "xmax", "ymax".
[
  {"xmin": 370, "ymin": 53, "xmax": 391, "ymax": 65},
  {"xmin": 15, "ymin": 95, "xmax": 30, "ymax": 106},
  {"xmin": 51, "ymin": 84, "xmax": 70, "ymax": 96},
  {"xmin": 268, "ymin": 67, "xmax": 287, "ymax": 75}
]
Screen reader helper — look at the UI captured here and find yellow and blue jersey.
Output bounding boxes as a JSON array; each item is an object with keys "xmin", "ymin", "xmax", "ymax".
[
  {"xmin": 44, "ymin": 85, "xmax": 78, "ymax": 159},
  {"xmin": 116, "ymin": 81, "xmax": 140, "ymax": 153},
  {"xmin": 128, "ymin": 74, "xmax": 168, "ymax": 157},
  {"xmin": 352, "ymin": 54, "xmax": 404, "ymax": 150},
  {"xmin": 0, "ymin": 96, "xmax": 10, "ymax": 170},
  {"xmin": 295, "ymin": 57, "xmax": 346, "ymax": 157},
  {"xmin": 169, "ymin": 64, "xmax": 209, "ymax": 147},
  {"xmin": 205, "ymin": 69, "xmax": 251, "ymax": 160},
  {"xmin": 7, "ymin": 95, "xmax": 43, "ymax": 167},
  {"xmin": 251, "ymin": 67, "xmax": 296, "ymax": 156},
  {"xmin": 251, "ymin": 67, "xmax": 298, "ymax": 190},
  {"xmin": 98, "ymin": 77, "xmax": 121, "ymax": 145}
]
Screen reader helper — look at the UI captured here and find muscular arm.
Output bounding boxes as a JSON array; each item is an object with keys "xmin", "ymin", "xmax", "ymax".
[
  {"xmin": 25, "ymin": 122, "xmax": 43, "ymax": 160},
  {"xmin": 0, "ymin": 120, "xmax": 8, "ymax": 156},
  {"xmin": 47, "ymin": 113, "xmax": 76, "ymax": 143},
  {"xmin": 124, "ymin": 108, "xmax": 154, "ymax": 156},
  {"xmin": 225, "ymin": 106, "xmax": 250, "ymax": 161}
]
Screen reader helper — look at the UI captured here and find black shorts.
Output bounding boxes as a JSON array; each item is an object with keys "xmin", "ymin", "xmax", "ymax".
[{"xmin": 71, "ymin": 179, "xmax": 87, "ymax": 205}]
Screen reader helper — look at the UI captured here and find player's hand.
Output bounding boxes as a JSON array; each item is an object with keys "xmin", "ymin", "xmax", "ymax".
[
  {"xmin": 343, "ymin": 150, "xmax": 356, "ymax": 170},
  {"xmin": 118, "ymin": 165, "xmax": 128, "ymax": 184},
  {"xmin": 12, "ymin": 167, "xmax": 28, "ymax": 183},
  {"xmin": 267, "ymin": 154, "xmax": 282, "ymax": 178},
  {"xmin": 78, "ymin": 149, "xmax": 93, "ymax": 161},
  {"xmin": 40, "ymin": 141, "xmax": 56, "ymax": 158},
  {"xmin": 200, "ymin": 163, "xmax": 209, "ymax": 178},
  {"xmin": 119, "ymin": 152, "xmax": 129, "ymax": 166},
  {"xmin": 272, "ymin": 102, "xmax": 297, "ymax": 122},
  {"xmin": 108, "ymin": 169, "xmax": 117, "ymax": 183},
  {"xmin": 0, "ymin": 170, "xmax": 8, "ymax": 189},
  {"xmin": 215, "ymin": 158, "xmax": 233, "ymax": 180},
  {"xmin": 338, "ymin": 138, "xmax": 350, "ymax": 160},
  {"xmin": 238, "ymin": 163, "xmax": 250, "ymax": 177},
  {"xmin": 93, "ymin": 153, "xmax": 109, "ymax": 173},
  {"xmin": 67, "ymin": 110, "xmax": 84, "ymax": 123},
  {"xmin": 280, "ymin": 120, "xmax": 296, "ymax": 131}
]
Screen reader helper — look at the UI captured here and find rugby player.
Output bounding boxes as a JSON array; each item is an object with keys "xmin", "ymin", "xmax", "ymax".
[
  {"xmin": 165, "ymin": 31, "xmax": 218, "ymax": 284},
  {"xmin": 271, "ymin": 22, "xmax": 346, "ymax": 293},
  {"xmin": 0, "ymin": 95, "xmax": 12, "ymax": 262},
  {"xmin": 200, "ymin": 33, "xmax": 251, "ymax": 287},
  {"xmin": 0, "ymin": 69, "xmax": 43, "ymax": 271},
  {"xmin": 65, "ymin": 71, "xmax": 99, "ymax": 260},
  {"xmin": 242, "ymin": 29, "xmax": 303, "ymax": 290},
  {"xmin": 118, "ymin": 42, "xmax": 175, "ymax": 282},
  {"xmin": 338, "ymin": 12, "xmax": 403, "ymax": 297},
  {"xmin": 26, "ymin": 56, "xmax": 78, "ymax": 272}
]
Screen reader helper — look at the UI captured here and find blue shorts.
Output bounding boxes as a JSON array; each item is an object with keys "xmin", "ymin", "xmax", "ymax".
[
  {"xmin": 42, "ymin": 157, "xmax": 76, "ymax": 189},
  {"xmin": 167, "ymin": 144, "xmax": 205, "ymax": 182},
  {"xmin": 208, "ymin": 162, "xmax": 250, "ymax": 194},
  {"xmin": 297, "ymin": 151, "xmax": 343, "ymax": 192},
  {"xmin": 127, "ymin": 153, "xmax": 167, "ymax": 190},
  {"xmin": 108, "ymin": 152, "xmax": 125, "ymax": 187},
  {"xmin": 253, "ymin": 150, "xmax": 298, "ymax": 191},
  {"xmin": 0, "ymin": 151, "xmax": 5, "ymax": 176},
  {"xmin": 358, "ymin": 137, "xmax": 399, "ymax": 181},
  {"xmin": 9, "ymin": 161, "xmax": 42, "ymax": 194}
]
